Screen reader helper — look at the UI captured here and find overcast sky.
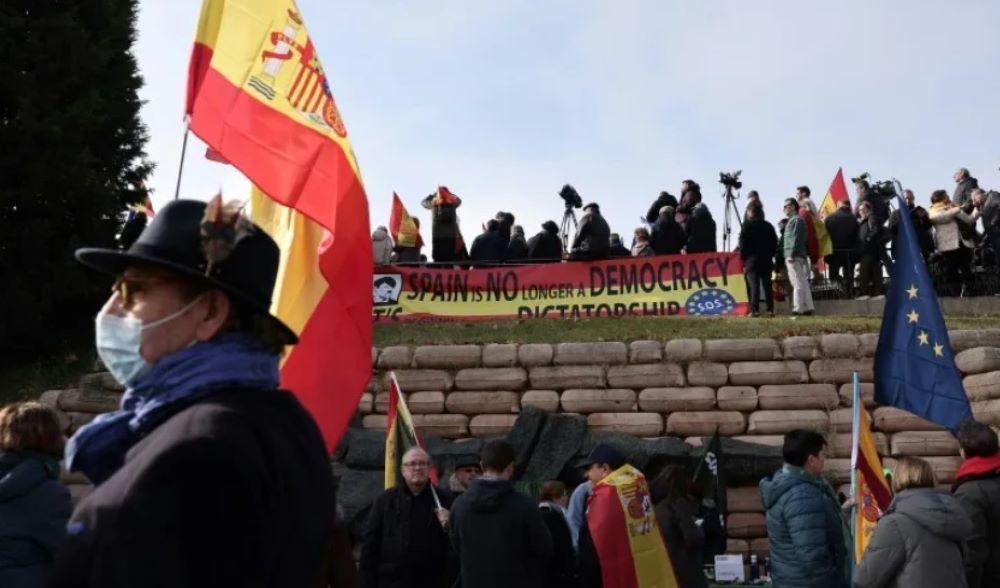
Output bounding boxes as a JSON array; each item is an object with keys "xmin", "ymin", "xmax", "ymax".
[{"xmin": 136, "ymin": 0, "xmax": 1000, "ymax": 247}]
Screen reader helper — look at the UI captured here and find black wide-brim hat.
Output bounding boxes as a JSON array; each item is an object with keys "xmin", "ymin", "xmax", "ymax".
[{"xmin": 76, "ymin": 199, "xmax": 298, "ymax": 345}]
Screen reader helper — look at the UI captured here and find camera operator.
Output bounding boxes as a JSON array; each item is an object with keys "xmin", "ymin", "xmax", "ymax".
[
  {"xmin": 824, "ymin": 200, "xmax": 859, "ymax": 297},
  {"xmin": 856, "ymin": 201, "xmax": 888, "ymax": 298},
  {"xmin": 570, "ymin": 202, "xmax": 611, "ymax": 261},
  {"xmin": 645, "ymin": 191, "xmax": 679, "ymax": 224},
  {"xmin": 971, "ymin": 188, "xmax": 1000, "ymax": 275},
  {"xmin": 888, "ymin": 190, "xmax": 933, "ymax": 261},
  {"xmin": 952, "ymin": 167, "xmax": 979, "ymax": 211},
  {"xmin": 853, "ymin": 177, "xmax": 890, "ymax": 223},
  {"xmin": 929, "ymin": 189, "xmax": 975, "ymax": 297},
  {"xmin": 527, "ymin": 221, "xmax": 563, "ymax": 261}
]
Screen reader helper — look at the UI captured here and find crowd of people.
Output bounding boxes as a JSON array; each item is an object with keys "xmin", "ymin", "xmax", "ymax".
[{"xmin": 373, "ymin": 169, "xmax": 1000, "ymax": 314}]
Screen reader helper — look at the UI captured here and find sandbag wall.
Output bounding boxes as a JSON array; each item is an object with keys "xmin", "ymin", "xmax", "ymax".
[{"xmin": 34, "ymin": 329, "xmax": 1000, "ymax": 551}]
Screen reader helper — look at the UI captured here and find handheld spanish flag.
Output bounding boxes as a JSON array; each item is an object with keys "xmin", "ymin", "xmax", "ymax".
[
  {"xmin": 186, "ymin": 0, "xmax": 372, "ymax": 450},
  {"xmin": 389, "ymin": 193, "xmax": 423, "ymax": 249},
  {"xmin": 588, "ymin": 465, "xmax": 678, "ymax": 588},
  {"xmin": 384, "ymin": 373, "xmax": 440, "ymax": 490},
  {"xmin": 850, "ymin": 372, "xmax": 892, "ymax": 564},
  {"xmin": 819, "ymin": 167, "xmax": 851, "ymax": 219}
]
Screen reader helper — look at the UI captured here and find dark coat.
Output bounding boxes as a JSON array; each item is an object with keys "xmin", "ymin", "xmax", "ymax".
[
  {"xmin": 855, "ymin": 488, "xmax": 973, "ymax": 588},
  {"xmin": 496, "ymin": 213, "xmax": 515, "ymax": 242},
  {"xmin": 50, "ymin": 387, "xmax": 336, "ymax": 588},
  {"xmin": 824, "ymin": 208, "xmax": 859, "ymax": 255},
  {"xmin": 359, "ymin": 485, "xmax": 453, "ymax": 588},
  {"xmin": 450, "ymin": 478, "xmax": 553, "ymax": 588},
  {"xmin": 685, "ymin": 203, "xmax": 717, "ymax": 253},
  {"xmin": 857, "ymin": 215, "xmax": 888, "ymax": 256},
  {"xmin": 392, "ymin": 245, "xmax": 422, "ymax": 263},
  {"xmin": 0, "ymin": 452, "xmax": 72, "ymax": 588},
  {"xmin": 954, "ymin": 176, "xmax": 979, "ymax": 208},
  {"xmin": 759, "ymin": 464, "xmax": 849, "ymax": 588},
  {"xmin": 539, "ymin": 503, "xmax": 580, "ymax": 588},
  {"xmin": 978, "ymin": 191, "xmax": 1000, "ymax": 233},
  {"xmin": 609, "ymin": 243, "xmax": 631, "ymax": 258},
  {"xmin": 571, "ymin": 212, "xmax": 611, "ymax": 258},
  {"xmin": 888, "ymin": 206, "xmax": 934, "ymax": 259},
  {"xmin": 654, "ymin": 496, "xmax": 707, "ymax": 588},
  {"xmin": 506, "ymin": 235, "xmax": 529, "ymax": 262},
  {"xmin": 645, "ymin": 193, "xmax": 678, "ymax": 224},
  {"xmin": 953, "ymin": 454, "xmax": 1000, "ymax": 588},
  {"xmin": 421, "ymin": 195, "xmax": 461, "ymax": 239},
  {"xmin": 651, "ymin": 213, "xmax": 687, "ymax": 255},
  {"xmin": 857, "ymin": 188, "xmax": 890, "ymax": 222},
  {"xmin": 470, "ymin": 230, "xmax": 507, "ymax": 262},
  {"xmin": 527, "ymin": 229, "xmax": 563, "ymax": 261},
  {"xmin": 738, "ymin": 218, "xmax": 777, "ymax": 273}
]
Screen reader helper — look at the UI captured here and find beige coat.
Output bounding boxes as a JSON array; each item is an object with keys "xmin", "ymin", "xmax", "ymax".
[{"xmin": 929, "ymin": 203, "xmax": 975, "ymax": 252}]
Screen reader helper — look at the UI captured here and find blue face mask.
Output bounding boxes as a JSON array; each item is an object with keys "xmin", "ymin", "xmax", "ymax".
[{"xmin": 95, "ymin": 296, "xmax": 204, "ymax": 387}]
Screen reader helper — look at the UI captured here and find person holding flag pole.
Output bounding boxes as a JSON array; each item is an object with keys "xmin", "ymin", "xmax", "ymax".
[{"xmin": 359, "ymin": 373, "xmax": 453, "ymax": 588}]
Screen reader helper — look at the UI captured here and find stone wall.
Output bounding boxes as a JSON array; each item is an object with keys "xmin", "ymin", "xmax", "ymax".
[{"xmin": 38, "ymin": 329, "xmax": 1000, "ymax": 555}]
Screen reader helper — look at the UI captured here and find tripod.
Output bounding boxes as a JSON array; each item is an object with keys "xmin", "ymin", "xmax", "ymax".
[
  {"xmin": 721, "ymin": 184, "xmax": 743, "ymax": 252},
  {"xmin": 560, "ymin": 206, "xmax": 578, "ymax": 254}
]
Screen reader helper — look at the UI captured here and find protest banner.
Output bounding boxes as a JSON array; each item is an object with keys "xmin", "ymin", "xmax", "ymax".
[{"xmin": 372, "ymin": 252, "xmax": 748, "ymax": 322}]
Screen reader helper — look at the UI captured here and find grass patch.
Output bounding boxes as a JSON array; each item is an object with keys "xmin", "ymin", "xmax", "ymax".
[{"xmin": 374, "ymin": 315, "xmax": 998, "ymax": 347}]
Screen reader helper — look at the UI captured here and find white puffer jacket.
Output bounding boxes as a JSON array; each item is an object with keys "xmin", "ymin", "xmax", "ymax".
[{"xmin": 928, "ymin": 203, "xmax": 975, "ymax": 252}]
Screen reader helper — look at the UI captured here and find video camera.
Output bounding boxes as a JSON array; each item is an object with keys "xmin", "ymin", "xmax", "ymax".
[
  {"xmin": 559, "ymin": 184, "xmax": 582, "ymax": 209},
  {"xmin": 851, "ymin": 172, "xmax": 896, "ymax": 199},
  {"xmin": 719, "ymin": 170, "xmax": 743, "ymax": 191}
]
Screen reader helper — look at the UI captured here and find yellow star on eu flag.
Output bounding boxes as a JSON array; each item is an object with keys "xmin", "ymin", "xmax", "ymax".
[
  {"xmin": 907, "ymin": 309, "xmax": 919, "ymax": 324},
  {"xmin": 918, "ymin": 331, "xmax": 929, "ymax": 345},
  {"xmin": 907, "ymin": 284, "xmax": 919, "ymax": 299},
  {"xmin": 933, "ymin": 342, "xmax": 944, "ymax": 357}
]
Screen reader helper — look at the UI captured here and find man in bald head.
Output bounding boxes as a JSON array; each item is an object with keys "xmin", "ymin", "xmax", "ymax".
[{"xmin": 360, "ymin": 447, "xmax": 453, "ymax": 588}]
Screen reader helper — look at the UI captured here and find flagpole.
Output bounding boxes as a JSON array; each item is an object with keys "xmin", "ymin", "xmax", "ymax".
[
  {"xmin": 849, "ymin": 370, "xmax": 861, "ymax": 579},
  {"xmin": 173, "ymin": 123, "xmax": 191, "ymax": 201},
  {"xmin": 390, "ymin": 372, "xmax": 445, "ymax": 512}
]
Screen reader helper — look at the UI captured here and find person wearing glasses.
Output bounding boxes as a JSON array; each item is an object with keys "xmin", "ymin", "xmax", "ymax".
[
  {"xmin": 49, "ymin": 199, "xmax": 336, "ymax": 587},
  {"xmin": 360, "ymin": 446, "xmax": 453, "ymax": 588}
]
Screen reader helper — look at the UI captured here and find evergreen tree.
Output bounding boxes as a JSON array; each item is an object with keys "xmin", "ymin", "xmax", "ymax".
[{"xmin": 0, "ymin": 0, "xmax": 152, "ymax": 357}]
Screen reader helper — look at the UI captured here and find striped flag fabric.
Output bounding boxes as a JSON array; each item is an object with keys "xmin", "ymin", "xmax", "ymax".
[
  {"xmin": 851, "ymin": 375, "xmax": 892, "ymax": 564},
  {"xmin": 587, "ymin": 464, "xmax": 678, "ymax": 588},
  {"xmin": 389, "ymin": 193, "xmax": 423, "ymax": 249},
  {"xmin": 187, "ymin": 0, "xmax": 372, "ymax": 451},
  {"xmin": 384, "ymin": 373, "xmax": 439, "ymax": 489},
  {"xmin": 819, "ymin": 167, "xmax": 851, "ymax": 218}
]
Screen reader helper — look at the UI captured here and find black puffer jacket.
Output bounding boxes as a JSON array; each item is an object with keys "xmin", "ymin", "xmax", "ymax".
[
  {"xmin": 539, "ymin": 503, "xmax": 580, "ymax": 588},
  {"xmin": 953, "ymin": 453, "xmax": 1000, "ymax": 588},
  {"xmin": 359, "ymin": 485, "xmax": 453, "ymax": 588},
  {"xmin": 824, "ymin": 208, "xmax": 859, "ymax": 256},
  {"xmin": 0, "ymin": 452, "xmax": 71, "ymax": 588},
  {"xmin": 651, "ymin": 212, "xmax": 687, "ymax": 255},
  {"xmin": 450, "ymin": 478, "xmax": 553, "ymax": 588},
  {"xmin": 685, "ymin": 203, "xmax": 717, "ymax": 253}
]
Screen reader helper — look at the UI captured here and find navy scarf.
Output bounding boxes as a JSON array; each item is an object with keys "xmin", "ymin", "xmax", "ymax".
[{"xmin": 65, "ymin": 333, "xmax": 279, "ymax": 485}]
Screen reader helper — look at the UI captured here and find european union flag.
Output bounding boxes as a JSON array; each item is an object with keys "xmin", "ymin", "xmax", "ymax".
[{"xmin": 874, "ymin": 194, "xmax": 972, "ymax": 432}]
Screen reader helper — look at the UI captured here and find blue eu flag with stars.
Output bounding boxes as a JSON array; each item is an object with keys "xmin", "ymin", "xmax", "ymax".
[{"xmin": 874, "ymin": 194, "xmax": 972, "ymax": 433}]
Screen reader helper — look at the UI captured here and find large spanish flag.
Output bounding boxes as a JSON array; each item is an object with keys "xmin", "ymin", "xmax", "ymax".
[
  {"xmin": 389, "ymin": 193, "xmax": 423, "ymax": 249},
  {"xmin": 819, "ymin": 167, "xmax": 851, "ymax": 219},
  {"xmin": 588, "ymin": 465, "xmax": 678, "ymax": 588},
  {"xmin": 851, "ymin": 385, "xmax": 892, "ymax": 563},
  {"xmin": 187, "ymin": 0, "xmax": 372, "ymax": 450}
]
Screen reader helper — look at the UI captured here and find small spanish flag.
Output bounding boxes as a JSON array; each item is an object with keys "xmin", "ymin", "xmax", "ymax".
[
  {"xmin": 851, "ymin": 380, "xmax": 892, "ymax": 563},
  {"xmin": 819, "ymin": 167, "xmax": 851, "ymax": 219},
  {"xmin": 384, "ymin": 373, "xmax": 439, "ymax": 489},
  {"xmin": 389, "ymin": 193, "xmax": 423, "ymax": 249}
]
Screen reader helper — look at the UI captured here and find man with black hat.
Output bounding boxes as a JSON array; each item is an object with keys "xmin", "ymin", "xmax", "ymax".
[
  {"xmin": 51, "ymin": 198, "xmax": 336, "ymax": 587},
  {"xmin": 570, "ymin": 203, "xmax": 611, "ymax": 261},
  {"xmin": 447, "ymin": 455, "xmax": 482, "ymax": 497},
  {"xmin": 575, "ymin": 443, "xmax": 627, "ymax": 588},
  {"xmin": 527, "ymin": 220, "xmax": 564, "ymax": 261}
]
